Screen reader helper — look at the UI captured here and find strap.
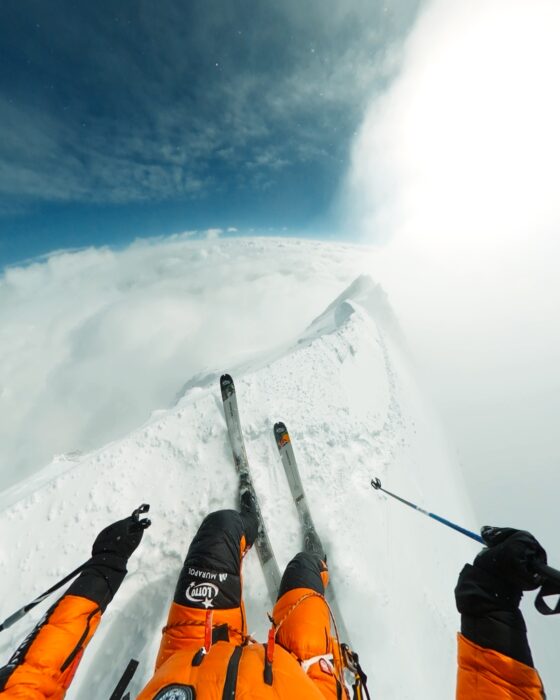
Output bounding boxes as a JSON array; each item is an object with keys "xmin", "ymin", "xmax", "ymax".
[
  {"xmin": 222, "ymin": 646, "xmax": 242, "ymax": 699},
  {"xmin": 268, "ymin": 591, "xmax": 331, "ymax": 688},
  {"xmin": 341, "ymin": 644, "xmax": 371, "ymax": 700},
  {"xmin": 300, "ymin": 653, "xmax": 335, "ymax": 674},
  {"xmin": 263, "ymin": 628, "xmax": 275, "ymax": 685},
  {"xmin": 273, "ymin": 590, "xmax": 351, "ymax": 694},
  {"xmin": 534, "ymin": 562, "xmax": 560, "ymax": 615},
  {"xmin": 535, "ymin": 582, "xmax": 560, "ymax": 615},
  {"xmin": 109, "ymin": 658, "xmax": 138, "ymax": 700},
  {"xmin": 204, "ymin": 610, "xmax": 214, "ymax": 652}
]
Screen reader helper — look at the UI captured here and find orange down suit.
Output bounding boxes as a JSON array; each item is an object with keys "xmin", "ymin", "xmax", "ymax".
[
  {"xmin": 137, "ymin": 509, "xmax": 346, "ymax": 699},
  {"xmin": 457, "ymin": 634, "xmax": 544, "ymax": 699},
  {"xmin": 454, "ymin": 562, "xmax": 545, "ymax": 699},
  {"xmin": 0, "ymin": 510, "xmax": 546, "ymax": 699},
  {"xmin": 0, "ymin": 595, "xmax": 101, "ymax": 699}
]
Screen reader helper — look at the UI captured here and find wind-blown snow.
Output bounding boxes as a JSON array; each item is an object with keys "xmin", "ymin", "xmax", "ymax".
[
  {"xmin": 0, "ymin": 270, "xmax": 477, "ymax": 699},
  {"xmin": 0, "ymin": 236, "xmax": 368, "ymax": 489}
]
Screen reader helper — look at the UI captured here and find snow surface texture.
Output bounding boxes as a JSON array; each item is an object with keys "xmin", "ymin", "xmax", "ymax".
[
  {"xmin": 0, "ymin": 237, "xmax": 369, "ymax": 489},
  {"xmin": 0, "ymin": 270, "xmax": 477, "ymax": 699}
]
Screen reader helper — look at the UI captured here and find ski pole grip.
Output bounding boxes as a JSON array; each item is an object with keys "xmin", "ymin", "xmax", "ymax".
[
  {"xmin": 371, "ymin": 478, "xmax": 382, "ymax": 490},
  {"xmin": 132, "ymin": 503, "xmax": 151, "ymax": 529},
  {"xmin": 534, "ymin": 562, "xmax": 560, "ymax": 586}
]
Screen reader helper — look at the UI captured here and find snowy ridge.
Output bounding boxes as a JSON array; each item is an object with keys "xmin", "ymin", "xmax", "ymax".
[
  {"xmin": 300, "ymin": 273, "xmax": 401, "ymax": 346},
  {"xmin": 0, "ymin": 275, "xmax": 477, "ymax": 699}
]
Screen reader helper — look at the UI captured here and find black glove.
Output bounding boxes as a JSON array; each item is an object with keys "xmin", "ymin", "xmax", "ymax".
[
  {"xmin": 455, "ymin": 525, "xmax": 546, "ymax": 667},
  {"xmin": 68, "ymin": 504, "xmax": 151, "ymax": 610},
  {"xmin": 476, "ymin": 526, "xmax": 546, "ymax": 592},
  {"xmin": 92, "ymin": 504, "xmax": 151, "ymax": 561}
]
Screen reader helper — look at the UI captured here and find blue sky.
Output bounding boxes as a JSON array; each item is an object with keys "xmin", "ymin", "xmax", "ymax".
[{"xmin": 0, "ymin": 0, "xmax": 419, "ymax": 267}]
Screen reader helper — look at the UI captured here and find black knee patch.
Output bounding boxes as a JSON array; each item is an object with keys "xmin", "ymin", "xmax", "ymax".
[
  {"xmin": 174, "ymin": 510, "xmax": 246, "ymax": 609},
  {"xmin": 277, "ymin": 552, "xmax": 325, "ymax": 600}
]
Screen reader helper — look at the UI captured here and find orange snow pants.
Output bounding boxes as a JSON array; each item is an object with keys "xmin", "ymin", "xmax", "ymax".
[
  {"xmin": 137, "ymin": 509, "xmax": 346, "ymax": 699},
  {"xmin": 457, "ymin": 634, "xmax": 544, "ymax": 699},
  {"xmin": 0, "ymin": 595, "xmax": 101, "ymax": 699}
]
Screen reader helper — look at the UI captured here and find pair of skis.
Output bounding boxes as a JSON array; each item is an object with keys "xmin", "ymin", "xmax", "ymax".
[{"xmin": 220, "ymin": 373, "xmax": 350, "ymax": 645}]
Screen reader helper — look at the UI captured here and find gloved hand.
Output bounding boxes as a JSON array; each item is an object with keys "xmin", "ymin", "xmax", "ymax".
[
  {"xmin": 455, "ymin": 525, "xmax": 546, "ymax": 667},
  {"xmin": 476, "ymin": 526, "xmax": 546, "ymax": 592},
  {"xmin": 68, "ymin": 504, "xmax": 151, "ymax": 610},
  {"xmin": 92, "ymin": 504, "xmax": 151, "ymax": 561}
]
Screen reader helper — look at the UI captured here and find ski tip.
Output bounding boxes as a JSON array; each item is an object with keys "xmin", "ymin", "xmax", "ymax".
[
  {"xmin": 274, "ymin": 422, "xmax": 290, "ymax": 447},
  {"xmin": 220, "ymin": 373, "xmax": 235, "ymax": 398}
]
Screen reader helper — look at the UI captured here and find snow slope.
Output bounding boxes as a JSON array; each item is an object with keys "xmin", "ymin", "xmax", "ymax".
[
  {"xmin": 0, "ymin": 236, "xmax": 369, "ymax": 490},
  {"xmin": 0, "ymin": 274, "xmax": 477, "ymax": 699}
]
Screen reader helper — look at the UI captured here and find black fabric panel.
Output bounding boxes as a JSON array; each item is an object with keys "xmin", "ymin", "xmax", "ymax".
[
  {"xmin": 67, "ymin": 554, "xmax": 127, "ymax": 611},
  {"xmin": 212, "ymin": 624, "xmax": 230, "ymax": 643},
  {"xmin": 186, "ymin": 510, "xmax": 245, "ymax": 573},
  {"xmin": 222, "ymin": 646, "xmax": 242, "ymax": 700},
  {"xmin": 461, "ymin": 612, "xmax": 533, "ymax": 667},
  {"xmin": 277, "ymin": 552, "xmax": 325, "ymax": 600},
  {"xmin": 174, "ymin": 510, "xmax": 245, "ymax": 609},
  {"xmin": 456, "ymin": 564, "xmax": 522, "ymax": 615},
  {"xmin": 456, "ymin": 563, "xmax": 533, "ymax": 667}
]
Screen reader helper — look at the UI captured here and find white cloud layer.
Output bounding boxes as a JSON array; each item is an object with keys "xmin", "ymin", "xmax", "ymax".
[
  {"xmin": 343, "ymin": 0, "xmax": 560, "ymax": 684},
  {"xmin": 0, "ymin": 236, "xmax": 366, "ymax": 490}
]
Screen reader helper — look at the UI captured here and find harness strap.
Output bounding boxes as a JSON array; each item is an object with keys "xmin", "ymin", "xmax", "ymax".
[
  {"xmin": 341, "ymin": 644, "xmax": 371, "ymax": 700},
  {"xmin": 204, "ymin": 610, "xmax": 214, "ymax": 652},
  {"xmin": 300, "ymin": 653, "xmax": 335, "ymax": 674},
  {"xmin": 222, "ymin": 646, "xmax": 243, "ymax": 700},
  {"xmin": 271, "ymin": 591, "xmax": 349, "ymax": 694}
]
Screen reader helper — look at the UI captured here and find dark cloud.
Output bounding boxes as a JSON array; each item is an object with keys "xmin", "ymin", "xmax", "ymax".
[{"xmin": 0, "ymin": 0, "xmax": 419, "ymax": 209}]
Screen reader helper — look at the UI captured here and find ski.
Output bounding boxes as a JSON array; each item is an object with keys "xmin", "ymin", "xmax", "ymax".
[
  {"xmin": 273, "ymin": 422, "xmax": 323, "ymax": 556},
  {"xmin": 220, "ymin": 374, "xmax": 282, "ymax": 603},
  {"xmin": 274, "ymin": 421, "xmax": 351, "ymax": 645}
]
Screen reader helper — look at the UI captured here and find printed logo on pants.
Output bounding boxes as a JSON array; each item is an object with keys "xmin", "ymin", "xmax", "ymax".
[
  {"xmin": 185, "ymin": 581, "xmax": 219, "ymax": 608},
  {"xmin": 154, "ymin": 684, "xmax": 195, "ymax": 699},
  {"xmin": 175, "ymin": 567, "xmax": 239, "ymax": 609}
]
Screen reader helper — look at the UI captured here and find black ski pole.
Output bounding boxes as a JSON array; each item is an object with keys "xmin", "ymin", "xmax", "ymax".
[
  {"xmin": 0, "ymin": 504, "xmax": 150, "ymax": 633},
  {"xmin": 371, "ymin": 477, "xmax": 484, "ymax": 544},
  {"xmin": 0, "ymin": 560, "xmax": 91, "ymax": 632}
]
